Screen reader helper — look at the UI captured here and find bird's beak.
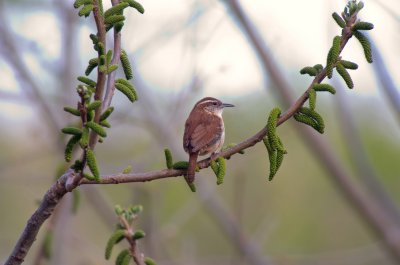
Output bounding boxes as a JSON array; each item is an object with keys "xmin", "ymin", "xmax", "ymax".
[{"xmin": 222, "ymin": 103, "xmax": 235, "ymax": 108}]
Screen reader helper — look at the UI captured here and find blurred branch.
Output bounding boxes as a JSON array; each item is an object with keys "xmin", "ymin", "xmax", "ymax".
[
  {"xmin": 333, "ymin": 77, "xmax": 400, "ymax": 223},
  {"xmin": 224, "ymin": 0, "xmax": 400, "ymax": 262},
  {"xmin": 369, "ymin": 36, "xmax": 400, "ymax": 124}
]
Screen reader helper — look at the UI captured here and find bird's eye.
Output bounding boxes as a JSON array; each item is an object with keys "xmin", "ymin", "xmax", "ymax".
[{"xmin": 212, "ymin": 102, "xmax": 217, "ymax": 106}]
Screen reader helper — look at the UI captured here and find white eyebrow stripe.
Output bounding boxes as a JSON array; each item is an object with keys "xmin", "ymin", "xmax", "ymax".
[{"xmin": 196, "ymin": 100, "xmax": 217, "ymax": 106}]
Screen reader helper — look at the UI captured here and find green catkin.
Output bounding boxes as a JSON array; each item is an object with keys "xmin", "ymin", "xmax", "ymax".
[
  {"xmin": 100, "ymin": 120, "xmax": 111, "ymax": 128},
  {"xmin": 105, "ymin": 230, "xmax": 125, "ymax": 260},
  {"xmin": 188, "ymin": 183, "xmax": 196, "ymax": 192},
  {"xmin": 353, "ymin": 31, "xmax": 373, "ymax": 63},
  {"xmin": 130, "ymin": 205, "xmax": 143, "ymax": 215},
  {"xmin": 104, "ymin": 2, "xmax": 129, "ymax": 18},
  {"xmin": 87, "ymin": 121, "xmax": 107, "ymax": 137},
  {"xmin": 106, "ymin": 50, "xmax": 113, "ymax": 65},
  {"xmin": 122, "ymin": 165, "xmax": 132, "ymax": 174},
  {"xmin": 122, "ymin": 0, "xmax": 145, "ymax": 14},
  {"xmin": 70, "ymin": 160, "xmax": 83, "ymax": 171},
  {"xmin": 105, "ymin": 15, "xmax": 125, "ymax": 25},
  {"xmin": 210, "ymin": 160, "xmax": 219, "ymax": 176},
  {"xmin": 312, "ymin": 83, "xmax": 336, "ymax": 94},
  {"xmin": 63, "ymin": 106, "xmax": 81, "ymax": 116},
  {"xmin": 164, "ymin": 149, "xmax": 173, "ymax": 169},
  {"xmin": 299, "ymin": 107, "xmax": 325, "ymax": 133},
  {"xmin": 326, "ymin": 49, "xmax": 335, "ymax": 79},
  {"xmin": 87, "ymin": 100, "xmax": 102, "ymax": 111},
  {"xmin": 65, "ymin": 135, "xmax": 81, "ymax": 162},
  {"xmin": 116, "ymin": 249, "xmax": 131, "ymax": 265},
  {"xmin": 216, "ymin": 157, "xmax": 226, "ymax": 185},
  {"xmin": 97, "ymin": 42, "xmax": 105, "ymax": 56},
  {"xmin": 90, "ymin": 33, "xmax": 98, "ymax": 45},
  {"xmin": 74, "ymin": 0, "xmax": 93, "ymax": 9},
  {"xmin": 268, "ymin": 149, "xmax": 277, "ymax": 181},
  {"xmin": 87, "ymin": 110, "xmax": 94, "ymax": 122},
  {"xmin": 85, "ymin": 63, "xmax": 97, "ymax": 76},
  {"xmin": 144, "ymin": 257, "xmax": 156, "ymax": 265},
  {"xmin": 115, "ymin": 22, "xmax": 124, "ymax": 32},
  {"xmin": 97, "ymin": 0, "xmax": 104, "ymax": 15},
  {"xmin": 115, "ymin": 79, "xmax": 137, "ymax": 101},
  {"xmin": 61, "ymin": 127, "xmax": 82, "ymax": 135},
  {"xmin": 340, "ymin": 60, "xmax": 358, "ymax": 70},
  {"xmin": 107, "ymin": 64, "xmax": 119, "ymax": 73},
  {"xmin": 332, "ymin": 12, "xmax": 346, "ymax": 28},
  {"xmin": 86, "ymin": 149, "xmax": 100, "ymax": 180},
  {"xmin": 115, "ymin": 82, "xmax": 136, "ymax": 102},
  {"xmin": 120, "ymin": 50, "xmax": 133, "ymax": 80},
  {"xmin": 100, "ymin": 106, "xmax": 114, "ymax": 121},
  {"xmin": 83, "ymin": 173, "xmax": 97, "ymax": 181},
  {"xmin": 78, "ymin": 4, "xmax": 93, "ymax": 16},
  {"xmin": 352, "ymin": 22, "xmax": 374, "ymax": 31},
  {"xmin": 299, "ymin": 66, "xmax": 318, "ymax": 76},
  {"xmin": 266, "ymin": 108, "xmax": 282, "ymax": 152},
  {"xmin": 99, "ymin": 55, "xmax": 106, "ymax": 65},
  {"xmin": 313, "ymin": 64, "xmax": 323, "ymax": 73},
  {"xmin": 309, "ymin": 89, "xmax": 316, "ymax": 110},
  {"xmin": 272, "ymin": 150, "xmax": 285, "ymax": 181},
  {"xmin": 294, "ymin": 113, "xmax": 324, "ymax": 134},
  {"xmin": 132, "ymin": 230, "xmax": 146, "ymax": 240},
  {"xmin": 79, "ymin": 126, "xmax": 90, "ymax": 148},
  {"xmin": 326, "ymin": 36, "xmax": 341, "ymax": 78},
  {"xmin": 336, "ymin": 63, "xmax": 354, "ymax": 88},
  {"xmin": 172, "ymin": 161, "xmax": 189, "ymax": 169},
  {"xmin": 78, "ymin": 76, "xmax": 97, "ymax": 87}
]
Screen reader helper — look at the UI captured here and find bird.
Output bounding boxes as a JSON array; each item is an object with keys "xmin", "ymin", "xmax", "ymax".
[{"xmin": 183, "ymin": 97, "xmax": 234, "ymax": 183}]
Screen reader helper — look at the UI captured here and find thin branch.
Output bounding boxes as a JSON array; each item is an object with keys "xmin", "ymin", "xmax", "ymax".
[{"xmin": 225, "ymin": 0, "xmax": 400, "ymax": 261}]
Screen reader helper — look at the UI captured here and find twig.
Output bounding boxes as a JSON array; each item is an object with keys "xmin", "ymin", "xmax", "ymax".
[{"xmin": 225, "ymin": 0, "xmax": 400, "ymax": 261}]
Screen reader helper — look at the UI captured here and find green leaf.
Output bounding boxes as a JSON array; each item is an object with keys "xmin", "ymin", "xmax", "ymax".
[
  {"xmin": 352, "ymin": 22, "xmax": 374, "ymax": 31},
  {"xmin": 104, "ymin": 2, "xmax": 129, "ymax": 18},
  {"xmin": 312, "ymin": 83, "xmax": 336, "ymax": 94},
  {"xmin": 87, "ymin": 121, "xmax": 107, "ymax": 137},
  {"xmin": 100, "ymin": 106, "xmax": 114, "ymax": 121},
  {"xmin": 336, "ymin": 63, "xmax": 354, "ymax": 88},
  {"xmin": 63, "ymin": 106, "xmax": 81, "ymax": 116},
  {"xmin": 332, "ymin": 12, "xmax": 346, "ymax": 28},
  {"xmin": 105, "ymin": 229, "xmax": 125, "ymax": 260},
  {"xmin": 61, "ymin": 127, "xmax": 82, "ymax": 136},
  {"xmin": 353, "ymin": 31, "xmax": 373, "ymax": 63},
  {"xmin": 86, "ymin": 149, "xmax": 100, "ymax": 181},
  {"xmin": 144, "ymin": 257, "xmax": 157, "ymax": 265},
  {"xmin": 65, "ymin": 135, "xmax": 81, "ymax": 162},
  {"xmin": 115, "ymin": 249, "xmax": 131, "ymax": 265},
  {"xmin": 120, "ymin": 50, "xmax": 133, "ymax": 80},
  {"xmin": 164, "ymin": 148, "xmax": 173, "ymax": 169},
  {"xmin": 129, "ymin": 205, "xmax": 143, "ymax": 215}
]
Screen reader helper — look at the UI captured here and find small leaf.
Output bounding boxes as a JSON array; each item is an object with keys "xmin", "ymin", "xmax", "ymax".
[
  {"xmin": 332, "ymin": 12, "xmax": 346, "ymax": 28},
  {"xmin": 105, "ymin": 229, "xmax": 126, "ymax": 260},
  {"xmin": 86, "ymin": 149, "xmax": 100, "ymax": 181},
  {"xmin": 130, "ymin": 205, "xmax": 143, "ymax": 215},
  {"xmin": 164, "ymin": 148, "xmax": 173, "ymax": 169},
  {"xmin": 87, "ymin": 121, "xmax": 107, "ymax": 137},
  {"xmin": 144, "ymin": 257, "xmax": 157, "ymax": 265},
  {"xmin": 336, "ymin": 63, "xmax": 354, "ymax": 88},
  {"xmin": 78, "ymin": 76, "xmax": 97, "ymax": 87},
  {"xmin": 61, "ymin": 127, "xmax": 82, "ymax": 136},
  {"xmin": 63, "ymin": 106, "xmax": 81, "ymax": 116}
]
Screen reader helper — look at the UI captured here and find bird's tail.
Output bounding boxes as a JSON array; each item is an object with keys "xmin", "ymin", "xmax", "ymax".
[{"xmin": 187, "ymin": 152, "xmax": 199, "ymax": 183}]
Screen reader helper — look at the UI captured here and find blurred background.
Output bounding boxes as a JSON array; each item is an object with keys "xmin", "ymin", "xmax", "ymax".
[{"xmin": 1, "ymin": 0, "xmax": 400, "ymax": 264}]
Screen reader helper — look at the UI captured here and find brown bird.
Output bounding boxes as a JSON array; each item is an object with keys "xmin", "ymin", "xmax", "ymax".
[{"xmin": 183, "ymin": 97, "xmax": 234, "ymax": 183}]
